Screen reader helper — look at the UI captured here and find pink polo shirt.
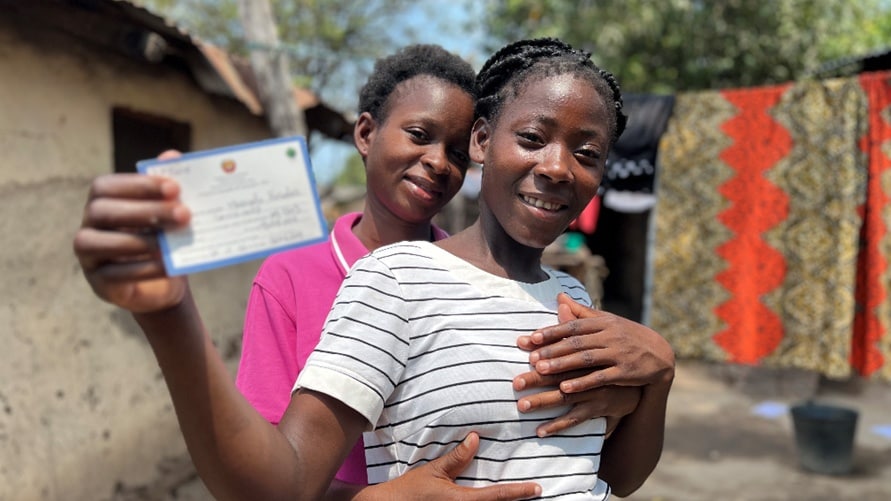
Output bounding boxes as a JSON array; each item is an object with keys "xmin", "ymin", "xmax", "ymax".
[{"xmin": 236, "ymin": 212, "xmax": 448, "ymax": 484}]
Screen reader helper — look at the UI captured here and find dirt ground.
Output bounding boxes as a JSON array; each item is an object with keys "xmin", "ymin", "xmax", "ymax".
[
  {"xmin": 138, "ymin": 358, "xmax": 891, "ymax": 501},
  {"xmin": 625, "ymin": 359, "xmax": 891, "ymax": 501}
]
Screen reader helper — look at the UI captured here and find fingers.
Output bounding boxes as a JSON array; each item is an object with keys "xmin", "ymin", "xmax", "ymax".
[
  {"xmin": 513, "ymin": 367, "xmax": 590, "ymax": 392},
  {"xmin": 74, "ymin": 171, "xmax": 191, "ymax": 313},
  {"xmin": 74, "ymin": 222, "xmax": 169, "ymax": 286},
  {"xmin": 87, "ymin": 258, "xmax": 168, "ymax": 284},
  {"xmin": 81, "ymin": 174, "xmax": 189, "ymax": 235},
  {"xmin": 516, "ymin": 365, "xmax": 629, "ymax": 404},
  {"xmin": 517, "ymin": 387, "xmax": 572, "ymax": 414},
  {"xmin": 557, "ymin": 292, "xmax": 600, "ymax": 318},
  {"xmin": 522, "ymin": 331, "xmax": 615, "ymax": 378},
  {"xmin": 73, "ymin": 225, "xmax": 168, "ymax": 285},
  {"xmin": 83, "ymin": 197, "xmax": 189, "ymax": 230},
  {"xmin": 463, "ymin": 482, "xmax": 542, "ymax": 500},
  {"xmin": 556, "ymin": 297, "xmax": 576, "ymax": 324},
  {"xmin": 533, "ymin": 401, "xmax": 592, "ymax": 437},
  {"xmin": 435, "ymin": 432, "xmax": 480, "ymax": 480},
  {"xmin": 157, "ymin": 149, "xmax": 183, "ymax": 161},
  {"xmin": 554, "ymin": 366, "xmax": 618, "ymax": 392},
  {"xmin": 517, "ymin": 296, "xmax": 611, "ymax": 353},
  {"xmin": 427, "ymin": 433, "xmax": 542, "ymax": 500},
  {"xmin": 534, "ymin": 341, "xmax": 608, "ymax": 375},
  {"xmin": 73, "ymin": 228, "xmax": 159, "ymax": 267},
  {"xmin": 529, "ymin": 386, "xmax": 643, "ymax": 436},
  {"xmin": 528, "ymin": 314, "xmax": 609, "ymax": 347},
  {"xmin": 516, "ymin": 373, "xmax": 595, "ymax": 411},
  {"xmin": 536, "ymin": 402, "xmax": 617, "ymax": 438},
  {"xmin": 86, "ymin": 173, "xmax": 180, "ymax": 203}
]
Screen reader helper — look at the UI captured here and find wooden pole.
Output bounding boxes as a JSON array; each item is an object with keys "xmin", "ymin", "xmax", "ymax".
[{"xmin": 236, "ymin": 0, "xmax": 307, "ymax": 138}]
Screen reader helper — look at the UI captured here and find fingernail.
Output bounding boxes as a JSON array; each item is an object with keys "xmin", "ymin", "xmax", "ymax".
[
  {"xmin": 528, "ymin": 352, "xmax": 540, "ymax": 364},
  {"xmin": 537, "ymin": 361, "xmax": 550, "ymax": 372},
  {"xmin": 172, "ymin": 206, "xmax": 191, "ymax": 224},
  {"xmin": 518, "ymin": 400, "xmax": 531, "ymax": 412},
  {"xmin": 514, "ymin": 378, "xmax": 526, "ymax": 390},
  {"xmin": 160, "ymin": 179, "xmax": 179, "ymax": 197}
]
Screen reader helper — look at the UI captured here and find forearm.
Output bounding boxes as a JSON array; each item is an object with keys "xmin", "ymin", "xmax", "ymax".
[
  {"xmin": 320, "ymin": 480, "xmax": 368, "ymax": 501},
  {"xmin": 134, "ymin": 292, "xmax": 303, "ymax": 500},
  {"xmin": 598, "ymin": 379, "xmax": 672, "ymax": 497}
]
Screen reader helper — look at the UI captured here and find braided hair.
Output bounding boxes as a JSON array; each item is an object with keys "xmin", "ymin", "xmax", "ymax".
[
  {"xmin": 475, "ymin": 38, "xmax": 627, "ymax": 145},
  {"xmin": 358, "ymin": 44, "xmax": 477, "ymax": 122}
]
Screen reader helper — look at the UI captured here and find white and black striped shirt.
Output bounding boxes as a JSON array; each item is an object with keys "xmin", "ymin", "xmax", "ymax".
[{"xmin": 297, "ymin": 241, "xmax": 610, "ymax": 500}]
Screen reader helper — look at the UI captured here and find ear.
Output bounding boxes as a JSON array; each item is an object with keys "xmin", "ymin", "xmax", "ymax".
[
  {"xmin": 469, "ymin": 117, "xmax": 490, "ymax": 165},
  {"xmin": 353, "ymin": 112, "xmax": 377, "ymax": 159}
]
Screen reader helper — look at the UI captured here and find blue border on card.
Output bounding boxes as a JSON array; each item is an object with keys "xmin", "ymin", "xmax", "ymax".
[{"xmin": 136, "ymin": 136, "xmax": 329, "ymax": 276}]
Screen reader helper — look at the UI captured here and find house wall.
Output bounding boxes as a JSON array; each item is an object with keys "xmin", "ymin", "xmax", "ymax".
[{"xmin": 0, "ymin": 20, "xmax": 273, "ymax": 500}]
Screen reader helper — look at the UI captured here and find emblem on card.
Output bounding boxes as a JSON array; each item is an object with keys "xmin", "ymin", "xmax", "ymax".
[{"xmin": 221, "ymin": 159, "xmax": 236, "ymax": 173}]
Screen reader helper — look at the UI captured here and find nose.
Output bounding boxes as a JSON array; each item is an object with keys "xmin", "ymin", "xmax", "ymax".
[
  {"xmin": 422, "ymin": 144, "xmax": 450, "ymax": 176},
  {"xmin": 533, "ymin": 145, "xmax": 573, "ymax": 183}
]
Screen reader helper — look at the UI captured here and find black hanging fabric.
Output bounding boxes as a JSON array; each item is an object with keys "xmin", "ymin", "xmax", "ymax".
[{"xmin": 604, "ymin": 93, "xmax": 676, "ymax": 194}]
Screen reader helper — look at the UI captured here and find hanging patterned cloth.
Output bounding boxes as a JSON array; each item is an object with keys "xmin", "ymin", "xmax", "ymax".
[
  {"xmin": 650, "ymin": 72, "xmax": 891, "ymax": 381},
  {"xmin": 853, "ymin": 72, "xmax": 891, "ymax": 381}
]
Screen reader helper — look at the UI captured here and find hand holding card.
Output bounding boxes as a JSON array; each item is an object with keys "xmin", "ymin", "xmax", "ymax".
[{"xmin": 137, "ymin": 136, "xmax": 328, "ymax": 275}]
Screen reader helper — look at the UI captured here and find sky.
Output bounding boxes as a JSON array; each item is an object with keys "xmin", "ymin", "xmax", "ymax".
[{"xmin": 309, "ymin": 0, "xmax": 488, "ymax": 186}]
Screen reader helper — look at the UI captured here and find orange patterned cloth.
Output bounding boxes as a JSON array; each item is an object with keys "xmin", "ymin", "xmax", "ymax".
[{"xmin": 651, "ymin": 72, "xmax": 891, "ymax": 380}]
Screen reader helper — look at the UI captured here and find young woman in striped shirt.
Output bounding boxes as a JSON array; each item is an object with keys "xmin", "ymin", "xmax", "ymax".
[{"xmin": 294, "ymin": 38, "xmax": 672, "ymax": 499}]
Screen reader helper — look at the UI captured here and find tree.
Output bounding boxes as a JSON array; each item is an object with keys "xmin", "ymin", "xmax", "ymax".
[
  {"xmin": 140, "ymin": 0, "xmax": 425, "ymax": 186},
  {"xmin": 236, "ymin": 0, "xmax": 306, "ymax": 137},
  {"xmin": 141, "ymin": 0, "xmax": 417, "ymax": 107},
  {"xmin": 482, "ymin": 0, "xmax": 891, "ymax": 93}
]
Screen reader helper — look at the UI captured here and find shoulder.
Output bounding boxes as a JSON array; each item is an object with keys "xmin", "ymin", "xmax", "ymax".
[
  {"xmin": 255, "ymin": 239, "xmax": 337, "ymax": 286},
  {"xmin": 366, "ymin": 240, "xmax": 438, "ymax": 265},
  {"xmin": 348, "ymin": 241, "xmax": 442, "ymax": 280},
  {"xmin": 260, "ymin": 239, "xmax": 331, "ymax": 270},
  {"xmin": 548, "ymin": 268, "xmax": 593, "ymax": 307}
]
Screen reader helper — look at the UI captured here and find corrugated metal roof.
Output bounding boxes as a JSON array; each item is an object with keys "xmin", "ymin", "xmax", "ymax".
[{"xmin": 198, "ymin": 41, "xmax": 265, "ymax": 115}]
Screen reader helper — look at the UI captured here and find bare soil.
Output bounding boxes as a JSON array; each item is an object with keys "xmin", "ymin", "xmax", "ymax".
[
  {"xmin": 126, "ymin": 359, "xmax": 891, "ymax": 501},
  {"xmin": 625, "ymin": 360, "xmax": 891, "ymax": 501}
]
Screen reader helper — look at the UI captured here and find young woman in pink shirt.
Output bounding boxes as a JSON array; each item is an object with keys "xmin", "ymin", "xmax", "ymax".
[{"xmin": 235, "ymin": 47, "xmax": 474, "ymax": 486}]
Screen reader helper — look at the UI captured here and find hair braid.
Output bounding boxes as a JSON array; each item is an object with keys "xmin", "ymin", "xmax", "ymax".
[{"xmin": 475, "ymin": 37, "xmax": 627, "ymax": 144}]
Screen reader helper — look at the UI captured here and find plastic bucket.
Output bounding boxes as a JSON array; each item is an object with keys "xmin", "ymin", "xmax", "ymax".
[{"xmin": 790, "ymin": 402, "xmax": 858, "ymax": 475}]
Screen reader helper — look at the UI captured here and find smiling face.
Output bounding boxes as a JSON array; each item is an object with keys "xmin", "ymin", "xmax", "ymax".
[
  {"xmin": 355, "ymin": 75, "xmax": 474, "ymax": 226},
  {"xmin": 471, "ymin": 73, "xmax": 610, "ymax": 249}
]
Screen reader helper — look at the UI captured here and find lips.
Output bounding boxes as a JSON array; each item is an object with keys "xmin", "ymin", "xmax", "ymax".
[
  {"xmin": 405, "ymin": 174, "xmax": 445, "ymax": 200},
  {"xmin": 520, "ymin": 194, "xmax": 567, "ymax": 212}
]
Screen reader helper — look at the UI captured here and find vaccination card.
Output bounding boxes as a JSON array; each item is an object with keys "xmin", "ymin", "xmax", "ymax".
[{"xmin": 137, "ymin": 136, "xmax": 328, "ymax": 276}]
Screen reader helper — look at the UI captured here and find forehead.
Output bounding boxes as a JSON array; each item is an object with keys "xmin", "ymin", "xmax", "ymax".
[
  {"xmin": 385, "ymin": 75, "xmax": 470, "ymax": 115},
  {"xmin": 502, "ymin": 74, "xmax": 610, "ymax": 133}
]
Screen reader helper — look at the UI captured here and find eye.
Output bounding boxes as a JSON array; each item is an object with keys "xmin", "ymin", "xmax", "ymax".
[
  {"xmin": 406, "ymin": 127, "xmax": 429, "ymax": 142},
  {"xmin": 576, "ymin": 147, "xmax": 601, "ymax": 160},
  {"xmin": 449, "ymin": 149, "xmax": 470, "ymax": 170},
  {"xmin": 575, "ymin": 146, "xmax": 604, "ymax": 166},
  {"xmin": 517, "ymin": 130, "xmax": 545, "ymax": 147}
]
